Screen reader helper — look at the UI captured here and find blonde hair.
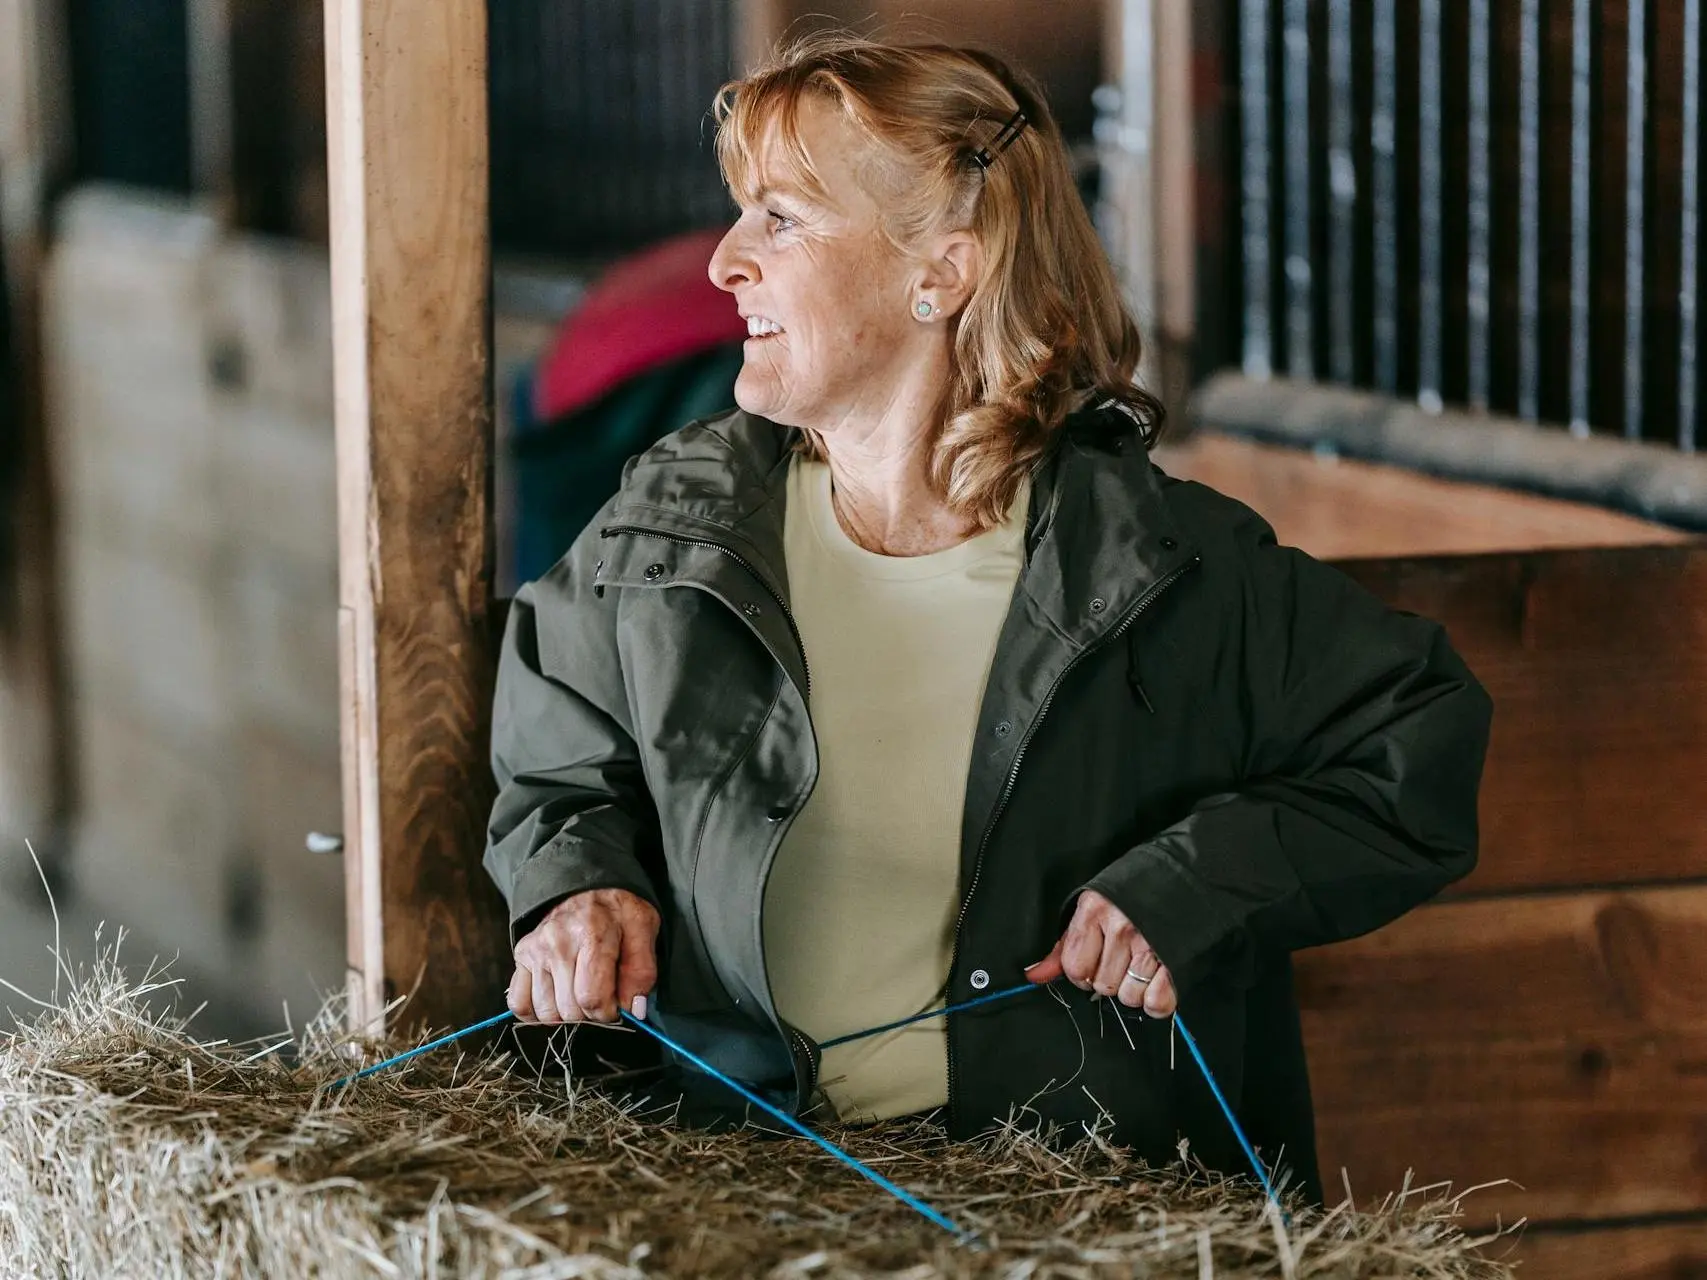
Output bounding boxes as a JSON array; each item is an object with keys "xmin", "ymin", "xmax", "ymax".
[{"xmin": 713, "ymin": 34, "xmax": 1164, "ymax": 527}]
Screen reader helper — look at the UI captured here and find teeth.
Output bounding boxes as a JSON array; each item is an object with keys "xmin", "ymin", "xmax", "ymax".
[{"xmin": 746, "ymin": 315, "xmax": 784, "ymax": 337}]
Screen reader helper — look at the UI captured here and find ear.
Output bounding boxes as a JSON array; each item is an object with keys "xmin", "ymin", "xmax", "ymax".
[{"xmin": 915, "ymin": 230, "xmax": 982, "ymax": 320}]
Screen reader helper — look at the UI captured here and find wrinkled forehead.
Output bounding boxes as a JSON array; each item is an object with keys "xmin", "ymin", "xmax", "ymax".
[{"xmin": 719, "ymin": 83, "xmax": 849, "ymax": 208}]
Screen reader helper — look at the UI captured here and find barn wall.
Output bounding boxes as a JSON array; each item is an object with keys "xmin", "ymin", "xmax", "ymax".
[
  {"xmin": 1305, "ymin": 545, "xmax": 1707, "ymax": 1268},
  {"xmin": 24, "ymin": 185, "xmax": 553, "ymax": 1026}
]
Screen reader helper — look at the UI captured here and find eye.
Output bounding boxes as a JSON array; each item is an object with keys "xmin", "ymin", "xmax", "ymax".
[{"xmin": 767, "ymin": 209, "xmax": 798, "ymax": 233}]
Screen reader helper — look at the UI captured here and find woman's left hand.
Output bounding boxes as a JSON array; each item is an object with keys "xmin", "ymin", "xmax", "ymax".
[{"xmin": 1026, "ymin": 888, "xmax": 1177, "ymax": 1016}]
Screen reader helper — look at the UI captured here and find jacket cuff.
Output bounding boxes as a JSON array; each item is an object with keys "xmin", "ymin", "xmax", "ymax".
[
  {"xmin": 1075, "ymin": 842, "xmax": 1250, "ymax": 996},
  {"xmin": 507, "ymin": 837, "xmax": 662, "ymax": 948}
]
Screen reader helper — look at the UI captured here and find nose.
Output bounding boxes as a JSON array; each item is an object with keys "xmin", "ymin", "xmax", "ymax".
[{"xmin": 709, "ymin": 222, "xmax": 756, "ymax": 293}]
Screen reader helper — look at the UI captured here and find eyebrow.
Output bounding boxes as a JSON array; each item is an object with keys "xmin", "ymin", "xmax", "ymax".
[{"xmin": 754, "ymin": 182, "xmax": 819, "ymax": 208}]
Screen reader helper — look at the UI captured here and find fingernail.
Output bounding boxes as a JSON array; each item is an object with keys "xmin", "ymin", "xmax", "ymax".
[
  {"xmin": 1023, "ymin": 961, "xmax": 1041, "ymax": 971},
  {"xmin": 631, "ymin": 995, "xmax": 648, "ymax": 1021}
]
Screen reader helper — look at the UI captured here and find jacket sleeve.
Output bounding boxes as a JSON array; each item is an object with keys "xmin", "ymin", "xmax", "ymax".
[
  {"xmin": 485, "ymin": 544, "xmax": 661, "ymax": 948},
  {"xmin": 1082, "ymin": 510, "xmax": 1493, "ymax": 993}
]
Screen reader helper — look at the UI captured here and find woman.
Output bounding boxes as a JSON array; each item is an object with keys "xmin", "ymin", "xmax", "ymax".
[{"xmin": 484, "ymin": 36, "xmax": 1491, "ymax": 1202}]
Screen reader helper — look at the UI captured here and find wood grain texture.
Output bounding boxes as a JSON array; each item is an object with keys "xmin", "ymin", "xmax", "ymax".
[
  {"xmin": 1505, "ymin": 1219, "xmax": 1707, "ymax": 1279},
  {"xmin": 0, "ymin": 0, "xmax": 74, "ymax": 861},
  {"xmin": 1154, "ymin": 433, "xmax": 1691, "ymax": 561},
  {"xmin": 324, "ymin": 0, "xmax": 509, "ymax": 1034},
  {"xmin": 1331, "ymin": 545, "xmax": 1707, "ymax": 896},
  {"xmin": 1298, "ymin": 886, "xmax": 1707, "ymax": 1226}
]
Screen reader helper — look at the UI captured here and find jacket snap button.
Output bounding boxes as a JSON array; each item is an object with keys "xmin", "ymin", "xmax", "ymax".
[
  {"xmin": 643, "ymin": 563, "xmax": 666, "ymax": 581},
  {"xmin": 1089, "ymin": 597, "xmax": 1107, "ymax": 614},
  {"xmin": 970, "ymin": 969, "xmax": 991, "ymax": 990},
  {"xmin": 994, "ymin": 720, "xmax": 1012, "ymax": 737},
  {"xmin": 742, "ymin": 602, "xmax": 762, "ymax": 617},
  {"xmin": 1160, "ymin": 537, "xmax": 1179, "ymax": 551},
  {"xmin": 766, "ymin": 806, "xmax": 791, "ymax": 823}
]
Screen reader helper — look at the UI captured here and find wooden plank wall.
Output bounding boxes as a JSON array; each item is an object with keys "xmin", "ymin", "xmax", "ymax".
[{"xmin": 1300, "ymin": 543, "xmax": 1707, "ymax": 1267}]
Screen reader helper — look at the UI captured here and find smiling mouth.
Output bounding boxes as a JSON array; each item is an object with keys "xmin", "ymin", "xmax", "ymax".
[{"xmin": 745, "ymin": 315, "xmax": 785, "ymax": 340}]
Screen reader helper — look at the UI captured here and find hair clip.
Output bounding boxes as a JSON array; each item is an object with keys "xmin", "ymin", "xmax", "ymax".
[{"xmin": 971, "ymin": 109, "xmax": 1029, "ymax": 171}]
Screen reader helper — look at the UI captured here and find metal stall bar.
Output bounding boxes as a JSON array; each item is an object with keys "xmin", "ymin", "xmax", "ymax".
[
  {"xmin": 1684, "ymin": 0, "xmax": 1702, "ymax": 451},
  {"xmin": 1518, "ymin": 0, "xmax": 1541, "ymax": 420},
  {"xmin": 1373, "ymin": 0, "xmax": 1398, "ymax": 391},
  {"xmin": 1241, "ymin": 0, "xmax": 1272, "ymax": 378},
  {"xmin": 1468, "ymin": 0, "xmax": 1491, "ymax": 410},
  {"xmin": 1625, "ymin": 0, "xmax": 1647, "ymax": 439},
  {"xmin": 1568, "ymin": 0, "xmax": 1593, "ymax": 436},
  {"xmin": 1283, "ymin": 0, "xmax": 1313, "ymax": 377},
  {"xmin": 1418, "ymin": 0, "xmax": 1444, "ymax": 412},
  {"xmin": 1327, "ymin": 0, "xmax": 1355, "ymax": 383}
]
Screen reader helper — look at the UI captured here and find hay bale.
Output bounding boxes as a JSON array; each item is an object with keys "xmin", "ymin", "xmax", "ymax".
[{"xmin": 0, "ymin": 957, "xmax": 1517, "ymax": 1278}]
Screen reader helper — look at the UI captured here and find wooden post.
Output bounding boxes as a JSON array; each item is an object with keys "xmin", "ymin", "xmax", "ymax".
[
  {"xmin": 735, "ymin": 0, "xmax": 789, "ymax": 72},
  {"xmin": 1101, "ymin": 0, "xmax": 1196, "ymax": 413},
  {"xmin": 1150, "ymin": 0, "xmax": 1195, "ymax": 394},
  {"xmin": 0, "ymin": 0, "xmax": 74, "ymax": 867},
  {"xmin": 185, "ymin": 0, "xmax": 233, "ymax": 204},
  {"xmin": 323, "ymin": 0, "xmax": 510, "ymax": 1034}
]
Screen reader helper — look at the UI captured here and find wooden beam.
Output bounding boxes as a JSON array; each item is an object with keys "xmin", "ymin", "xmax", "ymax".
[
  {"xmin": 1099, "ymin": 0, "xmax": 1157, "ymax": 374},
  {"xmin": 734, "ymin": 0, "xmax": 788, "ymax": 73},
  {"xmin": 1155, "ymin": 433, "xmax": 1690, "ymax": 560},
  {"xmin": 1101, "ymin": 0, "xmax": 1194, "ymax": 406},
  {"xmin": 1151, "ymin": 1, "xmax": 1195, "ymax": 360},
  {"xmin": 324, "ymin": 0, "xmax": 509, "ymax": 1034},
  {"xmin": 185, "ymin": 0, "xmax": 233, "ymax": 203},
  {"xmin": 0, "ymin": 0, "xmax": 72, "ymax": 240},
  {"xmin": 1298, "ymin": 885, "xmax": 1707, "ymax": 1225},
  {"xmin": 0, "ymin": 0, "xmax": 74, "ymax": 865}
]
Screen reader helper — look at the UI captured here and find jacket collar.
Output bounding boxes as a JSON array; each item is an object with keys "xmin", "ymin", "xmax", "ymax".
[
  {"xmin": 601, "ymin": 407, "xmax": 1197, "ymax": 649},
  {"xmin": 1020, "ymin": 414, "xmax": 1199, "ymax": 649},
  {"xmin": 602, "ymin": 410, "xmax": 794, "ymax": 589}
]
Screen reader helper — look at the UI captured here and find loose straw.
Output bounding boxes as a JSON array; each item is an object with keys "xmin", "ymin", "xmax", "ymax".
[{"xmin": 333, "ymin": 980, "xmax": 1286, "ymax": 1231}]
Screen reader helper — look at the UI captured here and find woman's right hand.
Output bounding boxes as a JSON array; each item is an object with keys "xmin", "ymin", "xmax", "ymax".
[{"xmin": 508, "ymin": 888, "xmax": 661, "ymax": 1025}]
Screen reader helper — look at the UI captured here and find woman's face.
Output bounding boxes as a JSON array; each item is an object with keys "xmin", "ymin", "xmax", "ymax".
[{"xmin": 709, "ymin": 98, "xmax": 933, "ymax": 432}]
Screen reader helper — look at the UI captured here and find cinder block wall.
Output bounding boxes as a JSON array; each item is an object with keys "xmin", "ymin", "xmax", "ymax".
[{"xmin": 37, "ymin": 186, "xmax": 555, "ymax": 1026}]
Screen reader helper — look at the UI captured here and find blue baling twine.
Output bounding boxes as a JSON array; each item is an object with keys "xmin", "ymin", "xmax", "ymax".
[
  {"xmin": 329, "ymin": 979, "xmax": 1285, "ymax": 1235},
  {"xmin": 820, "ymin": 980, "xmax": 1036, "ymax": 1048},
  {"xmin": 331, "ymin": 1009, "xmax": 517, "ymax": 1087},
  {"xmin": 1172, "ymin": 1014, "xmax": 1288, "ymax": 1223},
  {"xmin": 617, "ymin": 1007, "xmax": 969, "ymax": 1238}
]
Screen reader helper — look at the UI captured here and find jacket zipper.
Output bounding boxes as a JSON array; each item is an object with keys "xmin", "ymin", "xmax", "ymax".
[
  {"xmin": 601, "ymin": 522, "xmax": 819, "ymax": 1099},
  {"xmin": 600, "ymin": 525, "xmax": 811, "ymax": 697},
  {"xmin": 944, "ymin": 554, "xmax": 1200, "ymax": 1122}
]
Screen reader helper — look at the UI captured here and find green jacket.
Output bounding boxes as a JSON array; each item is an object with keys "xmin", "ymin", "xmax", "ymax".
[{"xmin": 485, "ymin": 406, "xmax": 1491, "ymax": 1201}]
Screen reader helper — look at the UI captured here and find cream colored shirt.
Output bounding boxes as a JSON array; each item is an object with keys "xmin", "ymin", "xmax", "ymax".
[{"xmin": 763, "ymin": 455, "xmax": 1028, "ymax": 1121}]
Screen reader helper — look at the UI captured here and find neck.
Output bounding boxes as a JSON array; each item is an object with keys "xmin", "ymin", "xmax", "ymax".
[
  {"xmin": 822, "ymin": 443, "xmax": 976, "ymax": 557},
  {"xmin": 811, "ymin": 351, "xmax": 982, "ymax": 557}
]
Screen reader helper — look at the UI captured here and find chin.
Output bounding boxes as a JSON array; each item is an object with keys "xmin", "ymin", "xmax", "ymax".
[{"xmin": 733, "ymin": 373, "xmax": 784, "ymax": 423}]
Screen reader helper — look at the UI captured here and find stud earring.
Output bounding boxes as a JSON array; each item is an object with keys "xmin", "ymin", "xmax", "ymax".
[{"xmin": 915, "ymin": 300, "xmax": 934, "ymax": 319}]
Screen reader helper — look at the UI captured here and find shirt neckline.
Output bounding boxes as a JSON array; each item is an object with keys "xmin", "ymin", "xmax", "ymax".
[{"xmin": 793, "ymin": 456, "xmax": 1029, "ymax": 583}]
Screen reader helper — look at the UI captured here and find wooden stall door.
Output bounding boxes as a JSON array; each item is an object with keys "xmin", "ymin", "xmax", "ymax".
[{"xmin": 1300, "ymin": 543, "xmax": 1707, "ymax": 1268}]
